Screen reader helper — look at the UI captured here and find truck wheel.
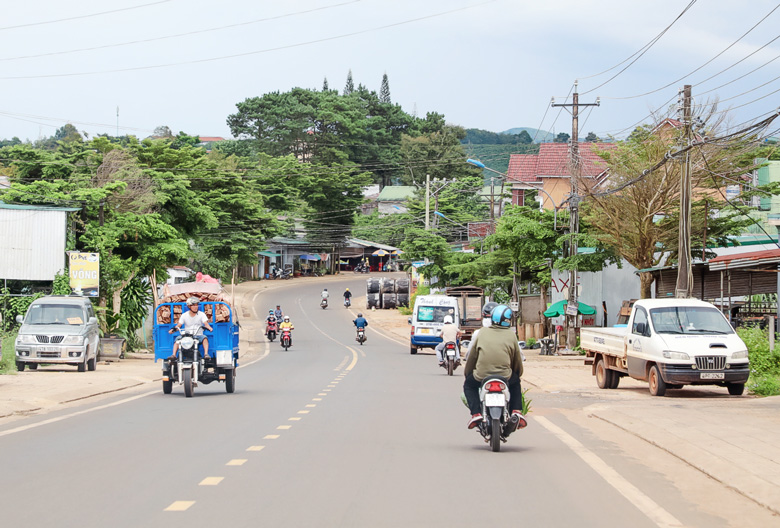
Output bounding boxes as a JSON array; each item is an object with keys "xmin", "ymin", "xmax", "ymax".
[
  {"xmin": 28, "ymin": 363, "xmax": 38, "ymax": 371},
  {"xmin": 410, "ymin": 345, "xmax": 418, "ymax": 355},
  {"xmin": 727, "ymin": 383, "xmax": 744, "ymax": 396},
  {"xmin": 595, "ymin": 358, "xmax": 613, "ymax": 389},
  {"xmin": 77, "ymin": 357, "xmax": 87, "ymax": 372},
  {"xmin": 15, "ymin": 361, "xmax": 25, "ymax": 372},
  {"xmin": 87, "ymin": 355, "xmax": 97, "ymax": 371},
  {"xmin": 648, "ymin": 364, "xmax": 666, "ymax": 397},
  {"xmin": 609, "ymin": 372, "xmax": 620, "ymax": 389}
]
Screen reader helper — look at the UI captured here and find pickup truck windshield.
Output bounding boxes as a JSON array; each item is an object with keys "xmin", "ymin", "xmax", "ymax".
[
  {"xmin": 26, "ymin": 304, "xmax": 85, "ymax": 325},
  {"xmin": 650, "ymin": 306, "xmax": 733, "ymax": 335},
  {"xmin": 417, "ymin": 306, "xmax": 456, "ymax": 323}
]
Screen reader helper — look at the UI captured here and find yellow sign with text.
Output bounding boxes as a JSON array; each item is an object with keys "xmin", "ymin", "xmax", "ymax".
[{"xmin": 68, "ymin": 252, "xmax": 100, "ymax": 297}]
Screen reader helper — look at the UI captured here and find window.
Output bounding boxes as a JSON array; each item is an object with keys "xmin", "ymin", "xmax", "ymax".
[
  {"xmin": 416, "ymin": 306, "xmax": 456, "ymax": 323},
  {"xmin": 632, "ymin": 308, "xmax": 649, "ymax": 336},
  {"xmin": 650, "ymin": 306, "xmax": 734, "ymax": 335}
]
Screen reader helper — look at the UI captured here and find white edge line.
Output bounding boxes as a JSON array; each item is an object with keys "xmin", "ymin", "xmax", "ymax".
[{"xmin": 535, "ymin": 415, "xmax": 684, "ymax": 528}]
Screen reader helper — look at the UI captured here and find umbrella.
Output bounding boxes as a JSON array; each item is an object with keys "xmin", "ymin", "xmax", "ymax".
[
  {"xmin": 372, "ymin": 249, "xmax": 390, "ymax": 257},
  {"xmin": 543, "ymin": 300, "xmax": 596, "ymax": 318},
  {"xmin": 391, "ymin": 250, "xmax": 404, "ymax": 256}
]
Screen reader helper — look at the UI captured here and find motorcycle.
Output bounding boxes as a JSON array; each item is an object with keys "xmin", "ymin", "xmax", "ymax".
[
  {"xmin": 280, "ymin": 328, "xmax": 292, "ymax": 350},
  {"xmin": 356, "ymin": 326, "xmax": 366, "ymax": 345},
  {"xmin": 163, "ymin": 327, "xmax": 237, "ymax": 397},
  {"xmin": 353, "ymin": 263, "xmax": 370, "ymax": 274},
  {"xmin": 344, "ymin": 297, "xmax": 351, "ymax": 308},
  {"xmin": 281, "ymin": 268, "xmax": 293, "ymax": 280},
  {"xmin": 475, "ymin": 377, "xmax": 520, "ymax": 452},
  {"xmin": 321, "ymin": 297, "xmax": 328, "ymax": 309},
  {"xmin": 266, "ymin": 319, "xmax": 278, "ymax": 342},
  {"xmin": 440, "ymin": 341, "xmax": 460, "ymax": 376}
]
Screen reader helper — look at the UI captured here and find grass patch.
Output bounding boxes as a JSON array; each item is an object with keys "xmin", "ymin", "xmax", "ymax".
[
  {"xmin": 398, "ymin": 284, "xmax": 430, "ymax": 315},
  {"xmin": 736, "ymin": 325, "xmax": 780, "ymax": 396},
  {"xmin": 1, "ymin": 330, "xmax": 18, "ymax": 374}
]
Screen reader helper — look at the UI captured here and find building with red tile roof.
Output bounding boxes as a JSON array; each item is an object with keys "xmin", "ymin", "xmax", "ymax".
[{"xmin": 506, "ymin": 142, "xmax": 616, "ymax": 209}]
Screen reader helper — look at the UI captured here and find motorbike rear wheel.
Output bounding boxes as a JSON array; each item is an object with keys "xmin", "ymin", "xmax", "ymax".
[
  {"xmin": 225, "ymin": 368, "xmax": 236, "ymax": 393},
  {"xmin": 490, "ymin": 418, "xmax": 501, "ymax": 452},
  {"xmin": 447, "ymin": 358, "xmax": 454, "ymax": 376},
  {"xmin": 162, "ymin": 378, "xmax": 172, "ymax": 394},
  {"xmin": 184, "ymin": 368, "xmax": 194, "ymax": 397}
]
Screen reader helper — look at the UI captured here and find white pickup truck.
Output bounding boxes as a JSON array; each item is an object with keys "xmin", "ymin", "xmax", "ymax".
[{"xmin": 580, "ymin": 298, "xmax": 750, "ymax": 396}]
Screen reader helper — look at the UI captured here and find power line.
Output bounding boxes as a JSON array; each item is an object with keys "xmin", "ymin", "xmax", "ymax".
[
  {"xmin": 0, "ymin": 0, "xmax": 497, "ymax": 80},
  {"xmin": 0, "ymin": 0, "xmax": 170, "ymax": 32}
]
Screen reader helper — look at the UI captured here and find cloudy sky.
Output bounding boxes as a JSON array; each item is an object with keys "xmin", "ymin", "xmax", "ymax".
[{"xmin": 1, "ymin": 0, "xmax": 778, "ymax": 142}]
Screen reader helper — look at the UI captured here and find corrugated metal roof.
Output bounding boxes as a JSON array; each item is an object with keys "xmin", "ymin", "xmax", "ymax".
[
  {"xmin": 347, "ymin": 238, "xmax": 398, "ymax": 252},
  {"xmin": 0, "ymin": 201, "xmax": 80, "ymax": 212},
  {"xmin": 376, "ymin": 186, "xmax": 416, "ymax": 202}
]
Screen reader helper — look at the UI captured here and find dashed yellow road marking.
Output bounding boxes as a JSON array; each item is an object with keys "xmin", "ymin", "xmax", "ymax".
[
  {"xmin": 327, "ymin": 384, "xmax": 336, "ymax": 387},
  {"xmin": 165, "ymin": 501, "xmax": 195, "ymax": 511},
  {"xmin": 297, "ymin": 410, "xmax": 310, "ymax": 414},
  {"xmin": 277, "ymin": 425, "xmax": 292, "ymax": 430},
  {"xmin": 199, "ymin": 477, "xmax": 224, "ymax": 486},
  {"xmin": 318, "ymin": 393, "xmax": 328, "ymax": 396},
  {"xmin": 264, "ymin": 434, "xmax": 280, "ymax": 439},
  {"xmin": 227, "ymin": 459, "xmax": 247, "ymax": 466},
  {"xmin": 247, "ymin": 446, "xmax": 265, "ymax": 451},
  {"xmin": 323, "ymin": 389, "xmax": 332, "ymax": 392},
  {"xmin": 313, "ymin": 398, "xmax": 323, "ymax": 401},
  {"xmin": 306, "ymin": 404, "xmax": 316, "ymax": 408},
  {"xmin": 289, "ymin": 417, "xmax": 302, "ymax": 421}
]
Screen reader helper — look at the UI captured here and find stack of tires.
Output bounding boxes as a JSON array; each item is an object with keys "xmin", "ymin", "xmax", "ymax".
[
  {"xmin": 366, "ymin": 278, "xmax": 381, "ymax": 309},
  {"xmin": 380, "ymin": 278, "xmax": 396, "ymax": 309},
  {"xmin": 395, "ymin": 278, "xmax": 410, "ymax": 307}
]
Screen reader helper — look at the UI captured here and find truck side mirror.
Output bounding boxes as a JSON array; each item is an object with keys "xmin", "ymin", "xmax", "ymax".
[
  {"xmin": 16, "ymin": 315, "xmax": 23, "ymax": 324},
  {"xmin": 88, "ymin": 316, "xmax": 98, "ymax": 325},
  {"xmin": 408, "ymin": 317, "xmax": 412, "ymax": 325},
  {"xmin": 634, "ymin": 322, "xmax": 646, "ymax": 335}
]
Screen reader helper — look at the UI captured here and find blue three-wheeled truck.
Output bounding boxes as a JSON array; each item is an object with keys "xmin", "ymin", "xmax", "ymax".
[{"xmin": 153, "ymin": 300, "xmax": 239, "ymax": 397}]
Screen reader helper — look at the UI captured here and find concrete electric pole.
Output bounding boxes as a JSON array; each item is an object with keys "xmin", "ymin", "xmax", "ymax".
[
  {"xmin": 675, "ymin": 84, "xmax": 693, "ymax": 299},
  {"xmin": 552, "ymin": 81, "xmax": 600, "ymax": 349}
]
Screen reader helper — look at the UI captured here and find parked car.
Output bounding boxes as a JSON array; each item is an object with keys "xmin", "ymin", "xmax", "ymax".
[{"xmin": 14, "ymin": 296, "xmax": 100, "ymax": 372}]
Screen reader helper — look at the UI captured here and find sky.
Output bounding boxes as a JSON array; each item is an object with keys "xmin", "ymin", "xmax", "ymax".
[{"xmin": 1, "ymin": 0, "xmax": 779, "ymax": 143}]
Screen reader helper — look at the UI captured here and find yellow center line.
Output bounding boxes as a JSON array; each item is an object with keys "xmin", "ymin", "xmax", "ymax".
[
  {"xmin": 277, "ymin": 425, "xmax": 292, "ymax": 430},
  {"xmin": 306, "ymin": 404, "xmax": 316, "ymax": 408},
  {"xmin": 323, "ymin": 389, "xmax": 332, "ymax": 392},
  {"xmin": 312, "ymin": 398, "xmax": 323, "ymax": 401},
  {"xmin": 289, "ymin": 417, "xmax": 302, "ymax": 421},
  {"xmin": 226, "ymin": 459, "xmax": 247, "ymax": 466},
  {"xmin": 264, "ymin": 434, "xmax": 280, "ymax": 439},
  {"xmin": 318, "ymin": 393, "xmax": 328, "ymax": 396},
  {"xmin": 165, "ymin": 501, "xmax": 195, "ymax": 511},
  {"xmin": 247, "ymin": 446, "xmax": 265, "ymax": 451},
  {"xmin": 199, "ymin": 477, "xmax": 224, "ymax": 486},
  {"xmin": 297, "ymin": 410, "xmax": 310, "ymax": 414}
]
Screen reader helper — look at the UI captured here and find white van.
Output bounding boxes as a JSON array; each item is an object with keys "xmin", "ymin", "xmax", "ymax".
[{"xmin": 408, "ymin": 295, "xmax": 460, "ymax": 355}]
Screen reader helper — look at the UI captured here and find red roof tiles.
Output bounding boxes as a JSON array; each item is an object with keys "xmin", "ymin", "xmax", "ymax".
[{"xmin": 506, "ymin": 142, "xmax": 615, "ymax": 183}]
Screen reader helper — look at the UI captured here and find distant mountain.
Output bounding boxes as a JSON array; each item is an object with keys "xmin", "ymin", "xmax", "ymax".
[{"xmin": 501, "ymin": 127, "xmax": 554, "ymax": 143}]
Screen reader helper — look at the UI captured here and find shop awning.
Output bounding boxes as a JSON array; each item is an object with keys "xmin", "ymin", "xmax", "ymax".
[
  {"xmin": 299, "ymin": 254, "xmax": 321, "ymax": 261},
  {"xmin": 259, "ymin": 250, "xmax": 281, "ymax": 258}
]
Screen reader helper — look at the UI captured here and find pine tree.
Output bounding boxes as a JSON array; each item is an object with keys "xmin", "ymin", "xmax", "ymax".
[
  {"xmin": 344, "ymin": 69, "xmax": 355, "ymax": 95},
  {"xmin": 380, "ymin": 73, "xmax": 391, "ymax": 103},
  {"xmin": 322, "ymin": 77, "xmax": 329, "ymax": 91}
]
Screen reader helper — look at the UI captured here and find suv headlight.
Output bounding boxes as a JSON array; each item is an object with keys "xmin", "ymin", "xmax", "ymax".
[
  {"xmin": 62, "ymin": 336, "xmax": 85, "ymax": 345},
  {"xmin": 731, "ymin": 350, "xmax": 748, "ymax": 360},
  {"xmin": 662, "ymin": 350, "xmax": 690, "ymax": 360},
  {"xmin": 17, "ymin": 335, "xmax": 37, "ymax": 344}
]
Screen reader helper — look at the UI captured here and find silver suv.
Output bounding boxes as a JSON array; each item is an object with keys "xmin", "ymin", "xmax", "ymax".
[{"xmin": 15, "ymin": 296, "xmax": 100, "ymax": 372}]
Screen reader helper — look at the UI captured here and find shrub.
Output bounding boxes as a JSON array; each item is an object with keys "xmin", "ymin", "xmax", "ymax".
[{"xmin": 736, "ymin": 325, "xmax": 780, "ymax": 396}]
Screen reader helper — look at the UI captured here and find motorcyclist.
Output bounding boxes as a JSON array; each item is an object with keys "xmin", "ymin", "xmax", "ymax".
[
  {"xmin": 464, "ymin": 301, "xmax": 499, "ymax": 361},
  {"xmin": 321, "ymin": 288, "xmax": 329, "ymax": 300},
  {"xmin": 343, "ymin": 288, "xmax": 352, "ymax": 305},
  {"xmin": 463, "ymin": 304, "xmax": 527, "ymax": 431},
  {"xmin": 279, "ymin": 315, "xmax": 294, "ymax": 345},
  {"xmin": 435, "ymin": 315, "xmax": 461, "ymax": 366},
  {"xmin": 265, "ymin": 310, "xmax": 278, "ymax": 336},
  {"xmin": 353, "ymin": 312, "xmax": 368, "ymax": 329},
  {"xmin": 169, "ymin": 297, "xmax": 213, "ymax": 359},
  {"xmin": 274, "ymin": 305, "xmax": 283, "ymax": 321}
]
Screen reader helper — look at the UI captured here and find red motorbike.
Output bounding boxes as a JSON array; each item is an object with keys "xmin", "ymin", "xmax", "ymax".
[
  {"xmin": 266, "ymin": 320, "xmax": 278, "ymax": 342},
  {"xmin": 280, "ymin": 328, "xmax": 292, "ymax": 351}
]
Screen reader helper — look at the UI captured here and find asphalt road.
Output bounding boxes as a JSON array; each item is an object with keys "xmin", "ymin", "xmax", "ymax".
[{"xmin": 0, "ymin": 276, "xmax": 757, "ymax": 527}]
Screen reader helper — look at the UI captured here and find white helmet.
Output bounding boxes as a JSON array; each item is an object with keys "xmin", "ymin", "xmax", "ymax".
[
  {"xmin": 284, "ymin": 316, "xmax": 290, "ymax": 322},
  {"xmin": 443, "ymin": 315, "xmax": 453, "ymax": 324}
]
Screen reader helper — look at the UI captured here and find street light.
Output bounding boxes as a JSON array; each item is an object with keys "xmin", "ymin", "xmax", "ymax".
[{"xmin": 466, "ymin": 158, "xmax": 560, "ymax": 228}]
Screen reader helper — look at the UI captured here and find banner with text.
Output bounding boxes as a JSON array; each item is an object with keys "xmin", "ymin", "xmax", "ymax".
[{"xmin": 68, "ymin": 252, "xmax": 100, "ymax": 297}]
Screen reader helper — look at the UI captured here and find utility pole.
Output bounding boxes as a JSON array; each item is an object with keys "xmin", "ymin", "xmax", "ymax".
[
  {"xmin": 552, "ymin": 81, "xmax": 600, "ymax": 350},
  {"xmin": 489, "ymin": 177, "xmax": 495, "ymax": 223},
  {"xmin": 425, "ymin": 173, "xmax": 430, "ymax": 231},
  {"xmin": 675, "ymin": 84, "xmax": 693, "ymax": 298}
]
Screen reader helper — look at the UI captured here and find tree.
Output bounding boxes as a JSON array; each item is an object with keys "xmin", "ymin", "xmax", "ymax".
[
  {"xmin": 380, "ymin": 73, "xmax": 391, "ymax": 103},
  {"xmin": 581, "ymin": 109, "xmax": 761, "ymax": 298},
  {"xmin": 153, "ymin": 125, "xmax": 173, "ymax": 138},
  {"xmin": 554, "ymin": 132, "xmax": 570, "ymax": 143},
  {"xmin": 322, "ymin": 77, "xmax": 329, "ymax": 91},
  {"xmin": 585, "ymin": 132, "xmax": 599, "ymax": 142},
  {"xmin": 344, "ymin": 69, "xmax": 355, "ymax": 95}
]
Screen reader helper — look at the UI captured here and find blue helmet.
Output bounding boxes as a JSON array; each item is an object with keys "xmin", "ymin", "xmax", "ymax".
[{"xmin": 491, "ymin": 304, "xmax": 513, "ymax": 327}]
